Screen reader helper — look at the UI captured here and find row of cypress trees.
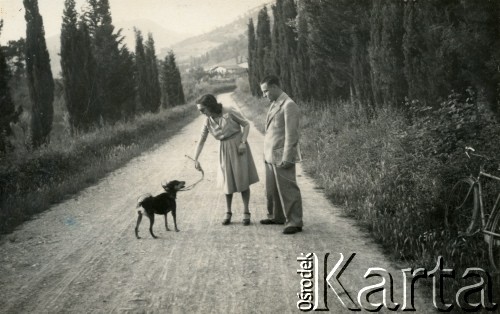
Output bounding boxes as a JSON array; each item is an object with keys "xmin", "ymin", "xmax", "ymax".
[
  {"xmin": 247, "ymin": 0, "xmax": 500, "ymax": 113},
  {"xmin": 60, "ymin": 0, "xmax": 185, "ymax": 134},
  {"xmin": 134, "ymin": 29, "xmax": 161, "ymax": 113},
  {"xmin": 0, "ymin": 0, "xmax": 186, "ymax": 151}
]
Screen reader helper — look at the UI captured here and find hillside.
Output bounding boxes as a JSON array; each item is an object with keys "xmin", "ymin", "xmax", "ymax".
[
  {"xmin": 115, "ymin": 19, "xmax": 192, "ymax": 53},
  {"xmin": 167, "ymin": 3, "xmax": 269, "ymax": 66}
]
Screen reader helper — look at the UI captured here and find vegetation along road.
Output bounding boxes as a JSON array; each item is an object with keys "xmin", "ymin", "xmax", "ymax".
[{"xmin": 0, "ymin": 93, "xmax": 433, "ymax": 313}]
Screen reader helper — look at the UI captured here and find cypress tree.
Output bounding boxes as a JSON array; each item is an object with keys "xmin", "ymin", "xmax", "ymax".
[
  {"xmin": 116, "ymin": 46, "xmax": 136, "ymax": 119},
  {"xmin": 271, "ymin": 1, "xmax": 282, "ymax": 78},
  {"xmin": 255, "ymin": 7, "xmax": 272, "ymax": 81},
  {"xmin": 494, "ymin": 1, "xmax": 500, "ymax": 113},
  {"xmin": 304, "ymin": 0, "xmax": 355, "ymax": 100},
  {"xmin": 350, "ymin": 25, "xmax": 374, "ymax": 109},
  {"xmin": 368, "ymin": 0, "xmax": 407, "ymax": 107},
  {"xmin": 161, "ymin": 50, "xmax": 184, "ymax": 107},
  {"xmin": 86, "ymin": 0, "xmax": 130, "ymax": 122},
  {"xmin": 349, "ymin": 1, "xmax": 373, "ymax": 109},
  {"xmin": 134, "ymin": 29, "xmax": 148, "ymax": 112},
  {"xmin": 403, "ymin": 0, "xmax": 426, "ymax": 104},
  {"xmin": 176, "ymin": 67, "xmax": 185, "ymax": 105},
  {"xmin": 292, "ymin": 2, "xmax": 311, "ymax": 101},
  {"xmin": 454, "ymin": 1, "xmax": 499, "ymax": 111},
  {"xmin": 172, "ymin": 52, "xmax": 185, "ymax": 105},
  {"xmin": 135, "ymin": 30, "xmax": 161, "ymax": 113},
  {"xmin": 23, "ymin": 0, "xmax": 54, "ymax": 147},
  {"xmin": 402, "ymin": 1, "xmax": 451, "ymax": 106},
  {"xmin": 247, "ymin": 18, "xmax": 259, "ymax": 96},
  {"xmin": 368, "ymin": 0, "xmax": 383, "ymax": 106},
  {"xmin": 61, "ymin": 0, "xmax": 99, "ymax": 132},
  {"xmin": 0, "ymin": 20, "xmax": 17, "ymax": 152},
  {"xmin": 160, "ymin": 54, "xmax": 170, "ymax": 108},
  {"xmin": 145, "ymin": 33, "xmax": 161, "ymax": 112},
  {"xmin": 278, "ymin": 0, "xmax": 297, "ymax": 96}
]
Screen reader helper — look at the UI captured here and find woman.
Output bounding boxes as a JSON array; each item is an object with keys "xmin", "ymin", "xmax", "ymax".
[{"xmin": 193, "ymin": 94, "xmax": 259, "ymax": 226}]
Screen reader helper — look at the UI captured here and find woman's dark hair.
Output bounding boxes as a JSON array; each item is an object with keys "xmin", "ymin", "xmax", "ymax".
[{"xmin": 197, "ymin": 94, "xmax": 222, "ymax": 114}]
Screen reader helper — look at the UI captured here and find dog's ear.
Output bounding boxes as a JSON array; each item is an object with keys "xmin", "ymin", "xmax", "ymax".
[
  {"xmin": 161, "ymin": 180, "xmax": 169, "ymax": 190},
  {"xmin": 162, "ymin": 180, "xmax": 179, "ymax": 191}
]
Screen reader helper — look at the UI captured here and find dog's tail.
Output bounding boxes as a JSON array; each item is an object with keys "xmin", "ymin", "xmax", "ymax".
[{"xmin": 136, "ymin": 193, "xmax": 153, "ymax": 208}]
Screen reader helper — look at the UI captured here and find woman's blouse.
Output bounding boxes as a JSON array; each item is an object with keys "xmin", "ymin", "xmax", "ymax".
[{"xmin": 199, "ymin": 107, "xmax": 249, "ymax": 144}]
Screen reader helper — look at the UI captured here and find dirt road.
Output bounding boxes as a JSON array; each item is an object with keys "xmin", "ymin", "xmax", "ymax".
[{"xmin": 0, "ymin": 93, "xmax": 434, "ymax": 313}]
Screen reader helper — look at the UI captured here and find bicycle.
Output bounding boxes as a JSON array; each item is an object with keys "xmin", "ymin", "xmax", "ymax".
[{"xmin": 444, "ymin": 146, "xmax": 500, "ymax": 272}]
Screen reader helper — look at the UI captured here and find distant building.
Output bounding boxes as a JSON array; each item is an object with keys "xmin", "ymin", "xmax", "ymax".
[
  {"xmin": 208, "ymin": 65, "xmax": 246, "ymax": 76},
  {"xmin": 206, "ymin": 57, "xmax": 247, "ymax": 78},
  {"xmin": 208, "ymin": 66, "xmax": 227, "ymax": 75}
]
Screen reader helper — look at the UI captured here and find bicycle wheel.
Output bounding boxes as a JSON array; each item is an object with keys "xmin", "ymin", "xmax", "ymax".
[
  {"xmin": 445, "ymin": 177, "xmax": 478, "ymax": 235},
  {"xmin": 488, "ymin": 210, "xmax": 500, "ymax": 273}
]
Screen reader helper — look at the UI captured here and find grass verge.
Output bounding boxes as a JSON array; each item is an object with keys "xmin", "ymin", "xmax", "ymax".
[{"xmin": 0, "ymin": 104, "xmax": 198, "ymax": 234}]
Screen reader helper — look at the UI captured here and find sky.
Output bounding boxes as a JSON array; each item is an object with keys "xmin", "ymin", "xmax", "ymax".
[{"xmin": 0, "ymin": 0, "xmax": 270, "ymax": 43}]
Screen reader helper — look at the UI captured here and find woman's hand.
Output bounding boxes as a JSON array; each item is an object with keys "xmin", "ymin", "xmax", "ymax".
[
  {"xmin": 195, "ymin": 160, "xmax": 202, "ymax": 171},
  {"xmin": 238, "ymin": 142, "xmax": 247, "ymax": 155}
]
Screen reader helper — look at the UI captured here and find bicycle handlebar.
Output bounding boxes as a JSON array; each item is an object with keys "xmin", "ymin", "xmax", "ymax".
[
  {"xmin": 464, "ymin": 146, "xmax": 500, "ymax": 170},
  {"xmin": 465, "ymin": 146, "xmax": 490, "ymax": 160}
]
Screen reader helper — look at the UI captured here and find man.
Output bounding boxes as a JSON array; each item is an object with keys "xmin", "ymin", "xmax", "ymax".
[{"xmin": 259, "ymin": 75, "xmax": 303, "ymax": 234}]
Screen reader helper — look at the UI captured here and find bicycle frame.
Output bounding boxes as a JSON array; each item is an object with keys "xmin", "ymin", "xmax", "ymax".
[
  {"xmin": 460, "ymin": 147, "xmax": 500, "ymax": 270},
  {"xmin": 475, "ymin": 169, "xmax": 500, "ymax": 238}
]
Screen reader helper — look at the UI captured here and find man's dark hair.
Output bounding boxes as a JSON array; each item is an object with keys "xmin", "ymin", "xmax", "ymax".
[{"xmin": 260, "ymin": 75, "xmax": 280, "ymax": 87}]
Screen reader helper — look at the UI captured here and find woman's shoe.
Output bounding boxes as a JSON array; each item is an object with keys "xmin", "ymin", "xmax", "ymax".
[
  {"xmin": 243, "ymin": 213, "xmax": 251, "ymax": 226},
  {"xmin": 222, "ymin": 212, "xmax": 232, "ymax": 225}
]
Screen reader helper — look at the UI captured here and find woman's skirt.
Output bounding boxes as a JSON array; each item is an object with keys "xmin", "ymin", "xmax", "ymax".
[{"xmin": 218, "ymin": 132, "xmax": 259, "ymax": 194}]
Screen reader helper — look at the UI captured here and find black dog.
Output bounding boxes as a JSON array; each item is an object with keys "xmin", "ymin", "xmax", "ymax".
[{"xmin": 135, "ymin": 180, "xmax": 185, "ymax": 239}]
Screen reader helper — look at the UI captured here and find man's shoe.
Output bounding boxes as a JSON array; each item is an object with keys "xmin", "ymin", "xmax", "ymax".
[
  {"xmin": 283, "ymin": 226, "xmax": 302, "ymax": 234},
  {"xmin": 260, "ymin": 219, "xmax": 284, "ymax": 225}
]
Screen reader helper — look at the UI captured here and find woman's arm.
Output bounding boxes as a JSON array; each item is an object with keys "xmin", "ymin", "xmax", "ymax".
[
  {"xmin": 194, "ymin": 139, "xmax": 205, "ymax": 161},
  {"xmin": 237, "ymin": 124, "xmax": 250, "ymax": 155},
  {"xmin": 241, "ymin": 124, "xmax": 250, "ymax": 143},
  {"xmin": 230, "ymin": 110, "xmax": 251, "ymax": 154},
  {"xmin": 194, "ymin": 123, "xmax": 209, "ymax": 170}
]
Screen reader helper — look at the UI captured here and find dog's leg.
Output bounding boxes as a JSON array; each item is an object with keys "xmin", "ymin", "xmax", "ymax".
[
  {"xmin": 172, "ymin": 210, "xmax": 179, "ymax": 232},
  {"xmin": 165, "ymin": 214, "xmax": 170, "ymax": 231},
  {"xmin": 135, "ymin": 210, "xmax": 143, "ymax": 239},
  {"xmin": 149, "ymin": 214, "xmax": 158, "ymax": 239}
]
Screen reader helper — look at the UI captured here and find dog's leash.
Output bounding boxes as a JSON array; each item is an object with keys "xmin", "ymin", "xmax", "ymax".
[{"xmin": 180, "ymin": 155, "xmax": 205, "ymax": 191}]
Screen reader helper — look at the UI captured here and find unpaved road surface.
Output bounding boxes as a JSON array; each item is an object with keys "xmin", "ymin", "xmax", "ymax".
[{"xmin": 0, "ymin": 93, "xmax": 434, "ymax": 313}]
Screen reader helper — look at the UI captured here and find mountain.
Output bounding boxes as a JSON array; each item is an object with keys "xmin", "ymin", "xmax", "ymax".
[
  {"xmin": 167, "ymin": 3, "xmax": 270, "ymax": 66},
  {"xmin": 114, "ymin": 19, "xmax": 191, "ymax": 52}
]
